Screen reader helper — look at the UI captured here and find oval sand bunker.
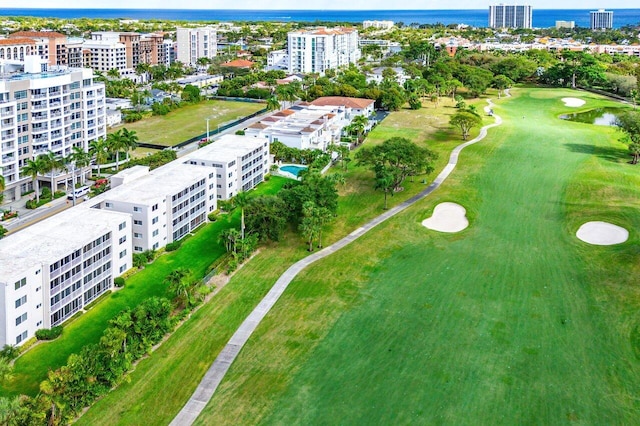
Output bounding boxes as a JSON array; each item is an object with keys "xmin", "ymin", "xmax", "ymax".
[
  {"xmin": 422, "ymin": 202, "xmax": 469, "ymax": 233},
  {"xmin": 576, "ymin": 221, "xmax": 628, "ymax": 245},
  {"xmin": 562, "ymin": 97, "xmax": 586, "ymax": 107}
]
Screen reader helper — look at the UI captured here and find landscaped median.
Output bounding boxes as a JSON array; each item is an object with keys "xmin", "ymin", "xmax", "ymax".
[{"xmin": 0, "ymin": 176, "xmax": 289, "ymax": 398}]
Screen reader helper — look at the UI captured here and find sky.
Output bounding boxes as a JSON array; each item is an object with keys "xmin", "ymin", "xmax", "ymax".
[{"xmin": 10, "ymin": 1, "xmax": 638, "ymax": 10}]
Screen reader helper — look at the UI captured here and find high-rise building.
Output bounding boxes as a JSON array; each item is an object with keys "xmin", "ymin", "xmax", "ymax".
[
  {"xmin": 287, "ymin": 27, "xmax": 361, "ymax": 75},
  {"xmin": 176, "ymin": 27, "xmax": 217, "ymax": 66},
  {"xmin": 590, "ymin": 9, "xmax": 613, "ymax": 30},
  {"xmin": 9, "ymin": 31, "xmax": 70, "ymax": 66},
  {"xmin": 489, "ymin": 4, "xmax": 533, "ymax": 29},
  {"xmin": 0, "ymin": 56, "xmax": 106, "ymax": 202}
]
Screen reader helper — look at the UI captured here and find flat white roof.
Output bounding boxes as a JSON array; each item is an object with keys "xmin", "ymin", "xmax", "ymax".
[
  {"xmin": 92, "ymin": 162, "xmax": 212, "ymax": 206},
  {"xmin": 183, "ymin": 134, "xmax": 266, "ymax": 164},
  {"xmin": 0, "ymin": 207, "xmax": 130, "ymax": 280}
]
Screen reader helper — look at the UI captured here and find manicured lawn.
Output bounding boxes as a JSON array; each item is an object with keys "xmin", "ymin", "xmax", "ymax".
[
  {"xmin": 75, "ymin": 99, "xmax": 474, "ymax": 424},
  {"xmin": 110, "ymin": 100, "xmax": 264, "ymax": 147},
  {"xmin": 1, "ymin": 176, "xmax": 288, "ymax": 398},
  {"xmin": 193, "ymin": 88, "xmax": 640, "ymax": 424}
]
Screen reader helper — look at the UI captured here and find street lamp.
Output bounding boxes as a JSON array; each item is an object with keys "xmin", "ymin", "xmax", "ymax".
[{"xmin": 205, "ymin": 118, "xmax": 210, "ymax": 141}]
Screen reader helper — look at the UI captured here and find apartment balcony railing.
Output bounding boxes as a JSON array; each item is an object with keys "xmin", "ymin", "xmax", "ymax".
[{"xmin": 31, "ymin": 93, "xmax": 47, "ymax": 100}]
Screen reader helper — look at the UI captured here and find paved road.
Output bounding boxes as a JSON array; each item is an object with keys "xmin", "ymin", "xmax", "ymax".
[{"xmin": 170, "ymin": 98, "xmax": 505, "ymax": 426}]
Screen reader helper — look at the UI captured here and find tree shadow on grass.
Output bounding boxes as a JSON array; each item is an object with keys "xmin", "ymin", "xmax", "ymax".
[{"xmin": 564, "ymin": 143, "xmax": 629, "ymax": 164}]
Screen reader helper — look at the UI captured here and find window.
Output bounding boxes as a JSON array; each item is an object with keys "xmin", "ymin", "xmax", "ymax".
[
  {"xmin": 134, "ymin": 232, "xmax": 142, "ymax": 238},
  {"xmin": 15, "ymin": 295, "xmax": 27, "ymax": 309},
  {"xmin": 119, "ymin": 235, "xmax": 126, "ymax": 244},
  {"xmin": 152, "ymin": 217, "xmax": 158, "ymax": 224},
  {"xmin": 133, "ymin": 206, "xmax": 141, "ymax": 212},
  {"xmin": 36, "ymin": 303, "xmax": 42, "ymax": 309},
  {"xmin": 152, "ymin": 229, "xmax": 159, "ymax": 237},
  {"xmin": 14, "ymin": 277, "xmax": 26, "ymax": 290},
  {"xmin": 15, "ymin": 313, "xmax": 27, "ymax": 326},
  {"xmin": 134, "ymin": 220, "xmax": 142, "ymax": 225},
  {"xmin": 119, "ymin": 264, "xmax": 127, "ymax": 273},
  {"xmin": 152, "ymin": 242, "xmax": 159, "ymax": 250},
  {"xmin": 152, "ymin": 203, "xmax": 158, "ymax": 211},
  {"xmin": 118, "ymin": 222, "xmax": 126, "ymax": 231},
  {"xmin": 16, "ymin": 331, "xmax": 28, "ymax": 345},
  {"xmin": 119, "ymin": 249, "xmax": 127, "ymax": 259},
  {"xmin": 134, "ymin": 246, "xmax": 143, "ymax": 252}
]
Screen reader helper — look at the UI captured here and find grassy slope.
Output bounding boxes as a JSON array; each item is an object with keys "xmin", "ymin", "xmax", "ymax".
[
  {"xmin": 1, "ymin": 177, "xmax": 288, "ymax": 398},
  {"xmin": 194, "ymin": 88, "xmax": 640, "ymax": 425},
  {"xmin": 110, "ymin": 100, "xmax": 264, "ymax": 146},
  {"xmin": 76, "ymin": 100, "xmax": 476, "ymax": 425}
]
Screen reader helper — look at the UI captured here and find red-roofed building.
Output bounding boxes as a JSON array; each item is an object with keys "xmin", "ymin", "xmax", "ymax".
[
  {"xmin": 310, "ymin": 96, "xmax": 375, "ymax": 119},
  {"xmin": 0, "ymin": 38, "xmax": 36, "ymax": 61},
  {"xmin": 221, "ymin": 59, "xmax": 255, "ymax": 69},
  {"xmin": 9, "ymin": 31, "xmax": 69, "ymax": 66}
]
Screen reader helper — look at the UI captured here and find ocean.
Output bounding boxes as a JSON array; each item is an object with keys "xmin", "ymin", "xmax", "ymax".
[{"xmin": 1, "ymin": 8, "xmax": 640, "ymax": 29}]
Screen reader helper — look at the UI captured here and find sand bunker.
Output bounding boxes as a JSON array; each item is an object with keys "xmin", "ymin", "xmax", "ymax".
[
  {"xmin": 422, "ymin": 202, "xmax": 469, "ymax": 233},
  {"xmin": 576, "ymin": 221, "xmax": 628, "ymax": 245},
  {"xmin": 562, "ymin": 97, "xmax": 586, "ymax": 107}
]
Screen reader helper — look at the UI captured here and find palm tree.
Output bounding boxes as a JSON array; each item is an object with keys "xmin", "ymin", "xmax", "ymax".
[
  {"xmin": 41, "ymin": 151, "xmax": 64, "ymax": 193},
  {"xmin": 106, "ymin": 130, "xmax": 126, "ymax": 171},
  {"xmin": 119, "ymin": 128, "xmax": 139, "ymax": 161},
  {"xmin": 22, "ymin": 156, "xmax": 48, "ymax": 203},
  {"xmin": 89, "ymin": 137, "xmax": 109, "ymax": 177},
  {"xmin": 68, "ymin": 146, "xmax": 91, "ymax": 185},
  {"xmin": 266, "ymin": 96, "xmax": 281, "ymax": 112},
  {"xmin": 350, "ymin": 115, "xmax": 369, "ymax": 144},
  {"xmin": 234, "ymin": 191, "xmax": 250, "ymax": 240}
]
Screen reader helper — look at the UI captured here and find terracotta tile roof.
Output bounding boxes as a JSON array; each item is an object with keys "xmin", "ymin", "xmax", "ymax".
[
  {"xmin": 310, "ymin": 96, "xmax": 375, "ymax": 109},
  {"xmin": 10, "ymin": 31, "xmax": 67, "ymax": 39},
  {"xmin": 262, "ymin": 116, "xmax": 281, "ymax": 122},
  {"xmin": 0, "ymin": 38, "xmax": 35, "ymax": 46},
  {"xmin": 221, "ymin": 59, "xmax": 254, "ymax": 68},
  {"xmin": 273, "ymin": 109, "xmax": 295, "ymax": 117},
  {"xmin": 247, "ymin": 123, "xmax": 269, "ymax": 129},
  {"xmin": 300, "ymin": 126, "xmax": 316, "ymax": 133}
]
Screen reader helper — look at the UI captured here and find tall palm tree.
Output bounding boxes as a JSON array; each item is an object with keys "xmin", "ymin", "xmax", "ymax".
[
  {"xmin": 89, "ymin": 137, "xmax": 109, "ymax": 177},
  {"xmin": 350, "ymin": 115, "xmax": 369, "ymax": 144},
  {"xmin": 266, "ymin": 96, "xmax": 280, "ymax": 112},
  {"xmin": 22, "ymin": 156, "xmax": 47, "ymax": 203},
  {"xmin": 69, "ymin": 146, "xmax": 91, "ymax": 185},
  {"xmin": 41, "ymin": 151, "xmax": 64, "ymax": 193},
  {"xmin": 234, "ymin": 191, "xmax": 250, "ymax": 240},
  {"xmin": 119, "ymin": 128, "xmax": 139, "ymax": 161},
  {"xmin": 106, "ymin": 130, "xmax": 126, "ymax": 171}
]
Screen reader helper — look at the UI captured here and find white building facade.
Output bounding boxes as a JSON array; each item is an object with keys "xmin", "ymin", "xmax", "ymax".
[
  {"xmin": 0, "ymin": 58, "xmax": 106, "ymax": 202},
  {"xmin": 0, "ymin": 207, "xmax": 132, "ymax": 347},
  {"xmin": 176, "ymin": 27, "xmax": 217, "ymax": 66},
  {"xmin": 590, "ymin": 9, "xmax": 613, "ymax": 30},
  {"xmin": 90, "ymin": 163, "xmax": 216, "ymax": 252},
  {"xmin": 362, "ymin": 20, "xmax": 394, "ymax": 30},
  {"xmin": 287, "ymin": 27, "xmax": 361, "ymax": 75},
  {"xmin": 489, "ymin": 4, "xmax": 533, "ymax": 29},
  {"xmin": 182, "ymin": 134, "xmax": 270, "ymax": 200}
]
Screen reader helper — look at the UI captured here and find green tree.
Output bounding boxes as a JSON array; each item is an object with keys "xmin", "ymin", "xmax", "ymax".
[
  {"xmin": 106, "ymin": 130, "xmax": 126, "ymax": 171},
  {"xmin": 181, "ymin": 84, "xmax": 201, "ymax": 103},
  {"xmin": 299, "ymin": 201, "xmax": 320, "ymax": 251},
  {"xmin": 491, "ymin": 74, "xmax": 514, "ymax": 98},
  {"xmin": 0, "ymin": 168, "xmax": 5, "ymax": 204},
  {"xmin": 119, "ymin": 128, "xmax": 139, "ymax": 162},
  {"xmin": 68, "ymin": 146, "xmax": 91, "ymax": 185},
  {"xmin": 22, "ymin": 156, "xmax": 48, "ymax": 203},
  {"xmin": 245, "ymin": 195, "xmax": 288, "ymax": 241},
  {"xmin": 450, "ymin": 110, "xmax": 483, "ymax": 140},
  {"xmin": 375, "ymin": 170, "xmax": 395, "ymax": 210},
  {"xmin": 233, "ymin": 191, "xmax": 250, "ymax": 240},
  {"xmin": 615, "ymin": 111, "xmax": 640, "ymax": 164},
  {"xmin": 41, "ymin": 151, "xmax": 64, "ymax": 193},
  {"xmin": 89, "ymin": 137, "xmax": 109, "ymax": 177},
  {"xmin": 356, "ymin": 137, "xmax": 437, "ymax": 193},
  {"xmin": 266, "ymin": 96, "xmax": 281, "ymax": 111}
]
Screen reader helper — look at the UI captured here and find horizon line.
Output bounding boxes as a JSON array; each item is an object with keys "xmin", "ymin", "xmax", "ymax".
[{"xmin": 3, "ymin": 7, "xmax": 640, "ymax": 11}]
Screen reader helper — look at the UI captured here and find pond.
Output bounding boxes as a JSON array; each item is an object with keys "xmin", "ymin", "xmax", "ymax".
[{"xmin": 559, "ymin": 107, "xmax": 626, "ymax": 126}]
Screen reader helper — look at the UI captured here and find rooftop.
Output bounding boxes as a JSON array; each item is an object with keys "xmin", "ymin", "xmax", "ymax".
[
  {"xmin": 10, "ymin": 30, "xmax": 67, "ymax": 39},
  {"xmin": 183, "ymin": 134, "xmax": 266, "ymax": 163},
  {"xmin": 310, "ymin": 96, "xmax": 375, "ymax": 109},
  {"xmin": 0, "ymin": 207, "xmax": 129, "ymax": 280}
]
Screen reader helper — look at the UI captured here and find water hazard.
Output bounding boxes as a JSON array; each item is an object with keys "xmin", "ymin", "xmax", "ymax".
[{"xmin": 559, "ymin": 107, "xmax": 625, "ymax": 126}]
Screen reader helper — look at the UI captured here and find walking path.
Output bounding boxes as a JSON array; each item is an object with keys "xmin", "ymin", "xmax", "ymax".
[{"xmin": 170, "ymin": 97, "xmax": 505, "ymax": 426}]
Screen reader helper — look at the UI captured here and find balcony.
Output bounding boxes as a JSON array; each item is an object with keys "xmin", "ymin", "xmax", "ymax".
[
  {"xmin": 1, "ymin": 133, "xmax": 15, "ymax": 142},
  {"xmin": 32, "ymin": 113, "xmax": 48, "ymax": 122},
  {"xmin": 49, "ymin": 102, "xmax": 61, "ymax": 108},
  {"xmin": 32, "ymin": 126, "xmax": 48, "ymax": 134},
  {"xmin": 0, "ymin": 111, "xmax": 13, "ymax": 117},
  {"xmin": 2, "ymin": 141, "xmax": 15, "ymax": 150},
  {"xmin": 50, "ymin": 121, "xmax": 62, "ymax": 130},
  {"xmin": 31, "ymin": 93, "xmax": 47, "ymax": 100},
  {"xmin": 50, "ymin": 111, "xmax": 62, "ymax": 119},
  {"xmin": 31, "ymin": 104, "xmax": 47, "ymax": 111}
]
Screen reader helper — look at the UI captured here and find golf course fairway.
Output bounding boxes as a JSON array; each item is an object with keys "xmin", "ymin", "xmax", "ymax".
[{"xmin": 196, "ymin": 88, "xmax": 640, "ymax": 425}]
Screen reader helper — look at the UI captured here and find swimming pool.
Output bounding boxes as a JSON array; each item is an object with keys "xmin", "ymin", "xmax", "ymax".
[{"xmin": 279, "ymin": 164, "xmax": 308, "ymax": 178}]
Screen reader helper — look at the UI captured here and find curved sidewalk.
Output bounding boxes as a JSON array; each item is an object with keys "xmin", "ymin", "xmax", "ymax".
[{"xmin": 170, "ymin": 98, "xmax": 504, "ymax": 426}]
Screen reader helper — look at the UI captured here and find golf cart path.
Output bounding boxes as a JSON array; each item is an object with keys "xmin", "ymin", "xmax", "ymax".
[{"xmin": 170, "ymin": 95, "xmax": 506, "ymax": 426}]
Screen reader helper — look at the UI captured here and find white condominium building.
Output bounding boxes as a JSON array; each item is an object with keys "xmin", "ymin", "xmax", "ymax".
[
  {"xmin": 0, "ymin": 56, "xmax": 106, "ymax": 202},
  {"xmin": 362, "ymin": 20, "xmax": 394, "ymax": 30},
  {"xmin": 8, "ymin": 31, "xmax": 70, "ymax": 66},
  {"xmin": 489, "ymin": 4, "xmax": 533, "ymax": 29},
  {"xmin": 181, "ymin": 134, "xmax": 270, "ymax": 200},
  {"xmin": 90, "ymin": 162, "xmax": 217, "ymax": 252},
  {"xmin": 287, "ymin": 27, "xmax": 361, "ymax": 75},
  {"xmin": 590, "ymin": 9, "xmax": 613, "ymax": 30},
  {"xmin": 176, "ymin": 27, "xmax": 217, "ymax": 66},
  {"xmin": 81, "ymin": 36, "xmax": 127, "ymax": 72},
  {"xmin": 0, "ymin": 207, "xmax": 132, "ymax": 347}
]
